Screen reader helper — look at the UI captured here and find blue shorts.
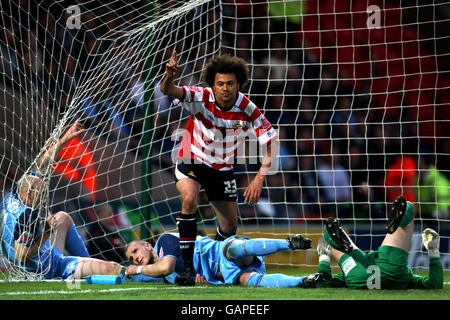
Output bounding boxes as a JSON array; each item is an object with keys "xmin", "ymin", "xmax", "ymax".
[
  {"xmin": 193, "ymin": 236, "xmax": 266, "ymax": 285},
  {"xmin": 2, "ymin": 239, "xmax": 80, "ymax": 280},
  {"xmin": 44, "ymin": 245, "xmax": 80, "ymax": 280}
]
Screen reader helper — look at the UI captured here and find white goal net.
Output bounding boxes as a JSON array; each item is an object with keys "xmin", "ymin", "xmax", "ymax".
[{"xmin": 0, "ymin": 0, "xmax": 449, "ymax": 280}]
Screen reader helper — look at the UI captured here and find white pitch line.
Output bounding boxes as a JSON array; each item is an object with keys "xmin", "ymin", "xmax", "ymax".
[
  {"xmin": 0, "ymin": 286, "xmax": 207, "ymax": 296},
  {"xmin": 1, "ymin": 283, "xmax": 448, "ymax": 296}
]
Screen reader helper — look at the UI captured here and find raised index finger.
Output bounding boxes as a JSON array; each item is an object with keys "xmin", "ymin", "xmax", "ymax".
[{"xmin": 173, "ymin": 50, "xmax": 177, "ymax": 62}]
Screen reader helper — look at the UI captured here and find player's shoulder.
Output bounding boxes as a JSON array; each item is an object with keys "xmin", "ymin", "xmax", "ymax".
[
  {"xmin": 155, "ymin": 233, "xmax": 181, "ymax": 257},
  {"xmin": 156, "ymin": 232, "xmax": 180, "ymax": 246},
  {"xmin": 182, "ymin": 86, "xmax": 214, "ymax": 103},
  {"xmin": 1, "ymin": 190, "xmax": 22, "ymax": 211},
  {"xmin": 234, "ymin": 92, "xmax": 261, "ymax": 119},
  {"xmin": 160, "ymin": 232, "xmax": 179, "ymax": 240},
  {"xmin": 236, "ymin": 92, "xmax": 256, "ymax": 109}
]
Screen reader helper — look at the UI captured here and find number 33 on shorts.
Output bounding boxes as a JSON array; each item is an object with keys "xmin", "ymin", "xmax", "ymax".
[{"xmin": 224, "ymin": 179, "xmax": 237, "ymax": 195}]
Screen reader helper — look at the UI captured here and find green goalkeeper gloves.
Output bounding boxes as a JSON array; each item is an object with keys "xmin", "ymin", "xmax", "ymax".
[
  {"xmin": 422, "ymin": 228, "xmax": 440, "ymax": 259},
  {"xmin": 317, "ymin": 236, "xmax": 332, "ymax": 263}
]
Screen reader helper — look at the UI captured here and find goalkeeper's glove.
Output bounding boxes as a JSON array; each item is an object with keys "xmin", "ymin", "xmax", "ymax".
[
  {"xmin": 422, "ymin": 228, "xmax": 440, "ymax": 259},
  {"xmin": 317, "ymin": 236, "xmax": 332, "ymax": 263}
]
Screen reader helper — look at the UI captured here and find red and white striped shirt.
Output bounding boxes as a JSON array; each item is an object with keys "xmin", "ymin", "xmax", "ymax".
[{"xmin": 176, "ymin": 86, "xmax": 277, "ymax": 171}]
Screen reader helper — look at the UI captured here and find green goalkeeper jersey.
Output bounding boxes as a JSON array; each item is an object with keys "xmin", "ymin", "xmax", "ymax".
[
  {"xmin": 405, "ymin": 258, "xmax": 443, "ymax": 289},
  {"xmin": 317, "ymin": 246, "xmax": 443, "ymax": 290}
]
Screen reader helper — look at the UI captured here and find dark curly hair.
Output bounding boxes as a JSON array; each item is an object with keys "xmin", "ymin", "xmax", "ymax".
[{"xmin": 203, "ymin": 54, "xmax": 249, "ymax": 91}]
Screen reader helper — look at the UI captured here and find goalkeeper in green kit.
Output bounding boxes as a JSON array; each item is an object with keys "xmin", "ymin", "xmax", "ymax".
[{"xmin": 316, "ymin": 195, "xmax": 444, "ymax": 289}]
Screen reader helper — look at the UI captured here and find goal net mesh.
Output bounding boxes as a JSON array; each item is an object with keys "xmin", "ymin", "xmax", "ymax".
[{"xmin": 0, "ymin": 0, "xmax": 449, "ymax": 280}]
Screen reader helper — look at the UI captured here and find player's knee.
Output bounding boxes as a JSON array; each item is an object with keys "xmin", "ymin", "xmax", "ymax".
[
  {"xmin": 54, "ymin": 211, "xmax": 73, "ymax": 227},
  {"xmin": 226, "ymin": 239, "xmax": 254, "ymax": 267},
  {"xmin": 219, "ymin": 218, "xmax": 237, "ymax": 235},
  {"xmin": 239, "ymin": 272, "xmax": 260, "ymax": 286},
  {"xmin": 182, "ymin": 194, "xmax": 198, "ymax": 213},
  {"xmin": 226, "ymin": 239, "xmax": 245, "ymax": 258}
]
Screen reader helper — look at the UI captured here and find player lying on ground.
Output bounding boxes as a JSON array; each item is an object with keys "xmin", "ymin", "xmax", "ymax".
[
  {"xmin": 124, "ymin": 232, "xmax": 324, "ymax": 288},
  {"xmin": 0, "ymin": 119, "xmax": 123, "ymax": 280},
  {"xmin": 315, "ymin": 195, "xmax": 443, "ymax": 289}
]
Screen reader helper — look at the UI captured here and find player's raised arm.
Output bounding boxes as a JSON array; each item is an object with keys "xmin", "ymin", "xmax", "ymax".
[
  {"xmin": 35, "ymin": 118, "xmax": 85, "ymax": 175},
  {"xmin": 16, "ymin": 119, "xmax": 85, "ymax": 208},
  {"xmin": 160, "ymin": 50, "xmax": 184, "ymax": 100}
]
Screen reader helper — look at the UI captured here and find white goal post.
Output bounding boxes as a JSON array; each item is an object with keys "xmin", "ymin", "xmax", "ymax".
[{"xmin": 0, "ymin": 0, "xmax": 449, "ymax": 280}]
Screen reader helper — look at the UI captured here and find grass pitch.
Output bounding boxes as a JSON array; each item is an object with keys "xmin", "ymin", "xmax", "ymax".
[
  {"xmin": 0, "ymin": 270, "xmax": 448, "ymax": 319},
  {"xmin": 0, "ymin": 281, "xmax": 449, "ymax": 300},
  {"xmin": 0, "ymin": 269, "xmax": 449, "ymax": 300}
]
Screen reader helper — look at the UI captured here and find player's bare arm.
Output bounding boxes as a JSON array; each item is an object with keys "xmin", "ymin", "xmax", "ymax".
[
  {"xmin": 243, "ymin": 141, "xmax": 273, "ymax": 205},
  {"xmin": 125, "ymin": 256, "xmax": 177, "ymax": 277},
  {"xmin": 160, "ymin": 50, "xmax": 184, "ymax": 100},
  {"xmin": 35, "ymin": 118, "xmax": 85, "ymax": 174},
  {"xmin": 17, "ymin": 119, "xmax": 85, "ymax": 208}
]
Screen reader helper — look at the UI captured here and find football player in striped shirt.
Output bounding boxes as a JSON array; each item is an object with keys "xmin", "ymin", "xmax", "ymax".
[{"xmin": 160, "ymin": 51, "xmax": 278, "ymax": 285}]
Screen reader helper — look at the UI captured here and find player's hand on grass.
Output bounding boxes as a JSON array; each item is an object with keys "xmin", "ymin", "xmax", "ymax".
[
  {"xmin": 422, "ymin": 228, "xmax": 440, "ymax": 258},
  {"xmin": 195, "ymin": 273, "xmax": 210, "ymax": 284}
]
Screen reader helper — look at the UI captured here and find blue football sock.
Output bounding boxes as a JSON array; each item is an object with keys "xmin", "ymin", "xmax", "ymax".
[
  {"xmin": 65, "ymin": 224, "xmax": 90, "ymax": 257},
  {"xmin": 227, "ymin": 238, "xmax": 290, "ymax": 260},
  {"xmin": 246, "ymin": 273, "xmax": 305, "ymax": 288}
]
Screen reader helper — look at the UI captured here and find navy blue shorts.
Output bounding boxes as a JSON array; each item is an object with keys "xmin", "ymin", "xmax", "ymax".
[{"xmin": 174, "ymin": 161, "xmax": 237, "ymax": 201}]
